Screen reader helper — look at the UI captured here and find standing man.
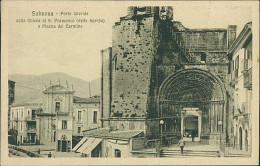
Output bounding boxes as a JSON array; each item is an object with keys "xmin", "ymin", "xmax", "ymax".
[
  {"xmin": 178, "ymin": 137, "xmax": 185, "ymax": 155},
  {"xmin": 191, "ymin": 130, "xmax": 195, "ymax": 142}
]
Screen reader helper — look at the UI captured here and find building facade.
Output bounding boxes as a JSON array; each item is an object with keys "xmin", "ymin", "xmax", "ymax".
[
  {"xmin": 34, "ymin": 84, "xmax": 101, "ymax": 152},
  {"xmin": 101, "ymin": 6, "xmax": 238, "ymax": 146},
  {"xmin": 8, "ymin": 82, "xmax": 101, "ymax": 152},
  {"xmin": 72, "ymin": 96, "xmax": 101, "ymax": 147},
  {"xmin": 8, "ymin": 80, "xmax": 16, "ymax": 131},
  {"xmin": 227, "ymin": 22, "xmax": 252, "ymax": 154},
  {"xmin": 73, "ymin": 96, "xmax": 101, "ymax": 137},
  {"xmin": 36, "ymin": 85, "xmax": 74, "ymax": 152},
  {"xmin": 73, "ymin": 129, "xmax": 147, "ymax": 158},
  {"xmin": 9, "ymin": 103, "xmax": 41, "ymax": 145}
]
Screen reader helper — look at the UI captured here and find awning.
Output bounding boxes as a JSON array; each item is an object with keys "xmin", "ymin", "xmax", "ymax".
[
  {"xmin": 72, "ymin": 137, "xmax": 88, "ymax": 152},
  {"xmin": 82, "ymin": 138, "xmax": 102, "ymax": 155},
  {"xmin": 77, "ymin": 137, "xmax": 95, "ymax": 153}
]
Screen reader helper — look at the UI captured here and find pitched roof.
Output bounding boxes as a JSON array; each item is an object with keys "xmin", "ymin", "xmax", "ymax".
[{"xmin": 82, "ymin": 128, "xmax": 144, "ymax": 140}]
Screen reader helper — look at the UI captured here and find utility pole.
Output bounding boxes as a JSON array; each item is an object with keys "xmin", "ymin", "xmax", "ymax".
[{"xmin": 89, "ymin": 82, "xmax": 91, "ymax": 98}]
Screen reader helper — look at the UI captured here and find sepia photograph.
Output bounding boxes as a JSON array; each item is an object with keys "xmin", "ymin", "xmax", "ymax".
[{"xmin": 1, "ymin": 0, "xmax": 259, "ymax": 165}]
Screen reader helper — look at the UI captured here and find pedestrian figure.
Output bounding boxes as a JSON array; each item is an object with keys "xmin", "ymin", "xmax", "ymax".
[
  {"xmin": 178, "ymin": 137, "xmax": 185, "ymax": 155},
  {"xmin": 191, "ymin": 130, "xmax": 195, "ymax": 142},
  {"xmin": 48, "ymin": 152, "xmax": 52, "ymax": 158}
]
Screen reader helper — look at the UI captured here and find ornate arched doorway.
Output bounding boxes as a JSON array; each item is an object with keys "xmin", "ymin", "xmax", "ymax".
[{"xmin": 158, "ymin": 68, "xmax": 226, "ymax": 143}]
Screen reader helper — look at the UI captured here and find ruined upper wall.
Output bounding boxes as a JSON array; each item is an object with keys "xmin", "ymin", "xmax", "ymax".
[
  {"xmin": 127, "ymin": 6, "xmax": 173, "ymax": 21},
  {"xmin": 111, "ymin": 14, "xmax": 158, "ymax": 118},
  {"xmin": 156, "ymin": 21, "xmax": 235, "ymax": 88},
  {"xmin": 183, "ymin": 29, "xmax": 228, "ymax": 52}
]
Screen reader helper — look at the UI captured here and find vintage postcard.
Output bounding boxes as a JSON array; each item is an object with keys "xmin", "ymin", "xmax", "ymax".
[{"xmin": 1, "ymin": 0, "xmax": 259, "ymax": 165}]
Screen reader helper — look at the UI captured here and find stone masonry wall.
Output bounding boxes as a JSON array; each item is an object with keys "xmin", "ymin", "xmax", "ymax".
[
  {"xmin": 111, "ymin": 15, "xmax": 159, "ymax": 118},
  {"xmin": 157, "ymin": 28, "xmax": 230, "ymax": 87},
  {"xmin": 101, "ymin": 48, "xmax": 112, "ymax": 122},
  {"xmin": 184, "ymin": 30, "xmax": 228, "ymax": 51}
]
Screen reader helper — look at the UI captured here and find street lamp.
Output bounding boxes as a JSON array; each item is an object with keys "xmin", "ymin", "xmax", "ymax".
[{"xmin": 160, "ymin": 120, "xmax": 164, "ymax": 147}]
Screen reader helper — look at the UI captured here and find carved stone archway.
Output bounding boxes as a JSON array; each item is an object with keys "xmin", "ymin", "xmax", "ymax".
[{"xmin": 157, "ymin": 68, "xmax": 227, "ymax": 144}]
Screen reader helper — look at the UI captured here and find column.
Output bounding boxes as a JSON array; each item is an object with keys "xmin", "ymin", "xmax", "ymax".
[
  {"xmin": 214, "ymin": 103, "xmax": 217, "ymax": 132},
  {"xmin": 181, "ymin": 112, "xmax": 184, "ymax": 137},
  {"xmin": 160, "ymin": 103, "xmax": 163, "ymax": 117},
  {"xmin": 210, "ymin": 104, "xmax": 212, "ymax": 132},
  {"xmin": 209, "ymin": 105, "xmax": 211, "ymax": 133},
  {"xmin": 198, "ymin": 113, "xmax": 202, "ymax": 140}
]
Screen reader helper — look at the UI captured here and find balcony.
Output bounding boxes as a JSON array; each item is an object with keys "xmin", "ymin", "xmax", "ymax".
[
  {"xmin": 241, "ymin": 59, "xmax": 252, "ymax": 89},
  {"xmin": 56, "ymin": 112, "xmax": 70, "ymax": 116},
  {"xmin": 230, "ymin": 69, "xmax": 238, "ymax": 86},
  {"xmin": 243, "ymin": 68, "xmax": 252, "ymax": 89},
  {"xmin": 25, "ymin": 116, "xmax": 36, "ymax": 121},
  {"xmin": 241, "ymin": 59, "xmax": 252, "ymax": 72},
  {"xmin": 26, "ymin": 127, "xmax": 36, "ymax": 133}
]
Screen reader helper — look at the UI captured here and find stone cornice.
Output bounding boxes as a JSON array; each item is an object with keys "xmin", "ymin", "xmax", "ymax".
[{"xmin": 229, "ymin": 22, "xmax": 252, "ymax": 55}]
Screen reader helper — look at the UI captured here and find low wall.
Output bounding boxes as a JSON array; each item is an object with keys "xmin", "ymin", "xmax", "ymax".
[
  {"xmin": 131, "ymin": 150, "xmax": 158, "ymax": 158},
  {"xmin": 8, "ymin": 145, "xmax": 42, "ymax": 157},
  {"xmin": 209, "ymin": 133, "xmax": 220, "ymax": 145}
]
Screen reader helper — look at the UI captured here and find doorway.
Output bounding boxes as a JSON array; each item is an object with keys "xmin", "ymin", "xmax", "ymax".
[
  {"xmin": 183, "ymin": 115, "xmax": 198, "ymax": 139},
  {"xmin": 181, "ymin": 109, "xmax": 202, "ymax": 141},
  {"xmin": 62, "ymin": 140, "xmax": 67, "ymax": 152}
]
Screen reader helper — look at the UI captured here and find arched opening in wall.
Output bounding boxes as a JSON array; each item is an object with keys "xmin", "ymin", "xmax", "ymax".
[
  {"xmin": 114, "ymin": 149, "xmax": 121, "ymax": 158},
  {"xmin": 201, "ymin": 53, "xmax": 206, "ymax": 63},
  {"xmin": 239, "ymin": 127, "xmax": 243, "ymax": 150},
  {"xmin": 158, "ymin": 68, "xmax": 226, "ymax": 143}
]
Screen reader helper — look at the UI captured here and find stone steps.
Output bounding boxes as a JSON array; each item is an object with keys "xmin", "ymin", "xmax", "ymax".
[
  {"xmin": 161, "ymin": 149, "xmax": 220, "ymax": 158},
  {"xmin": 224, "ymin": 153, "xmax": 251, "ymax": 157}
]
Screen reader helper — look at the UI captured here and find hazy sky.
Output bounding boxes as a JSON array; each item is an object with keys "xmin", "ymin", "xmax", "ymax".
[{"xmin": 6, "ymin": 1, "xmax": 253, "ymax": 81}]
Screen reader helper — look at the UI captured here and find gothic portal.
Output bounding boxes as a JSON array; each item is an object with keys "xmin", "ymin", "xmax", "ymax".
[{"xmin": 158, "ymin": 68, "xmax": 226, "ymax": 143}]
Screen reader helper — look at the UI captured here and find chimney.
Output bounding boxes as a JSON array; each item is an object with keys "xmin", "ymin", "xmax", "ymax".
[{"xmin": 227, "ymin": 25, "xmax": 237, "ymax": 49}]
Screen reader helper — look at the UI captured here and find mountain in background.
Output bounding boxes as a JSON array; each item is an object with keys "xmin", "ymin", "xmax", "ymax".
[{"xmin": 9, "ymin": 72, "xmax": 101, "ymax": 104}]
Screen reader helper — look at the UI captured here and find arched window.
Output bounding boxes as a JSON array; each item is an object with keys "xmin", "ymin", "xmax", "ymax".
[{"xmin": 115, "ymin": 149, "xmax": 121, "ymax": 158}]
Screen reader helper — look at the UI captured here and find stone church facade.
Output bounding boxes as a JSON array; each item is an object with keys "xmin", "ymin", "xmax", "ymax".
[
  {"xmin": 36, "ymin": 85, "xmax": 74, "ymax": 152},
  {"xmin": 101, "ymin": 6, "xmax": 238, "ymax": 145}
]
